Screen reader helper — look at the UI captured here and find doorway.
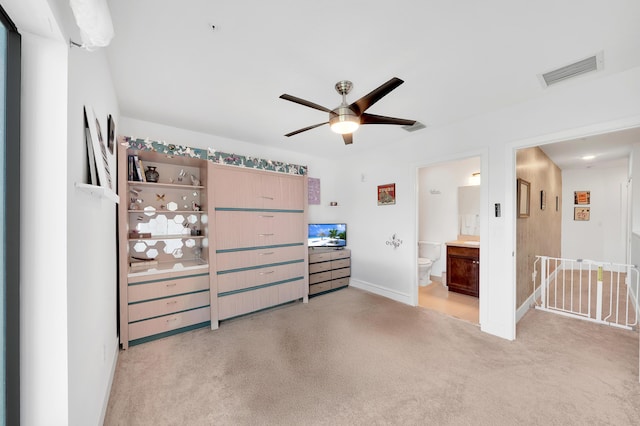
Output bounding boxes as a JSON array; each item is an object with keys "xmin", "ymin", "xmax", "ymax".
[{"xmin": 416, "ymin": 156, "xmax": 481, "ymax": 324}]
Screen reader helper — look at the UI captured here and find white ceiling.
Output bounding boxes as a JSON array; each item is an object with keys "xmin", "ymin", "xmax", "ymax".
[
  {"xmin": 30, "ymin": 1, "xmax": 640, "ymax": 161},
  {"xmin": 539, "ymin": 127, "xmax": 640, "ymax": 170}
]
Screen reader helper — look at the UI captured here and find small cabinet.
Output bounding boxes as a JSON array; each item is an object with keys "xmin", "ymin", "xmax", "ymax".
[
  {"xmin": 308, "ymin": 248, "xmax": 351, "ymax": 296},
  {"xmin": 446, "ymin": 245, "xmax": 479, "ymax": 298}
]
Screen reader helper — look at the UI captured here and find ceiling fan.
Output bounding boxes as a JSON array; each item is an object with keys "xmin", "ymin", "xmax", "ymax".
[{"xmin": 279, "ymin": 77, "xmax": 416, "ymax": 145}]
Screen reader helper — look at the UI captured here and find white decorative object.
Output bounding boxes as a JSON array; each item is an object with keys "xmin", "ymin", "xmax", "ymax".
[
  {"xmin": 69, "ymin": 0, "xmax": 115, "ymax": 50},
  {"xmin": 386, "ymin": 234, "xmax": 403, "ymax": 249}
]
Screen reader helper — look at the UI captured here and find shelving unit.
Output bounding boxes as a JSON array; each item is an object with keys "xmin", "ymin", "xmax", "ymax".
[{"xmin": 117, "ymin": 140, "xmax": 215, "ymax": 348}]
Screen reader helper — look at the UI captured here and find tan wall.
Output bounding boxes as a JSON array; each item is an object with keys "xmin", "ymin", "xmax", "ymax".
[{"xmin": 516, "ymin": 147, "xmax": 562, "ymax": 308}]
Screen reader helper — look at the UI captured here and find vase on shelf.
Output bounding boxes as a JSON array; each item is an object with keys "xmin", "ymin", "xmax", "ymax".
[{"xmin": 145, "ymin": 166, "xmax": 159, "ymax": 183}]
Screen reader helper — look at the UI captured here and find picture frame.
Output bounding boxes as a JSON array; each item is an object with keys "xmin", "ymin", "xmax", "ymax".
[
  {"xmin": 574, "ymin": 190, "xmax": 590, "ymax": 205},
  {"xmin": 107, "ymin": 114, "xmax": 116, "ymax": 155},
  {"xmin": 574, "ymin": 207, "xmax": 590, "ymax": 221},
  {"xmin": 308, "ymin": 177, "xmax": 320, "ymax": 205},
  {"xmin": 378, "ymin": 183, "xmax": 396, "ymax": 205},
  {"xmin": 83, "ymin": 107, "xmax": 98, "ymax": 186},
  {"xmin": 517, "ymin": 178, "xmax": 530, "ymax": 218},
  {"xmin": 86, "ymin": 106, "xmax": 113, "ymax": 191}
]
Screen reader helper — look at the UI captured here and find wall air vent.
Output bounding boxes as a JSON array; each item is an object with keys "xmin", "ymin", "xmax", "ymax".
[
  {"xmin": 402, "ymin": 121, "xmax": 426, "ymax": 132},
  {"xmin": 538, "ymin": 51, "xmax": 603, "ymax": 88}
]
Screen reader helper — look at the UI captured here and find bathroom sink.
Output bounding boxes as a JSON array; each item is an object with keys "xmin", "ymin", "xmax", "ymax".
[{"xmin": 463, "ymin": 241, "xmax": 480, "ymax": 246}]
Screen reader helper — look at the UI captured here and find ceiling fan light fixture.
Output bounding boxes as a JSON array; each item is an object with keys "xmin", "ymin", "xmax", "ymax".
[
  {"xmin": 329, "ymin": 107, "xmax": 359, "ymax": 134},
  {"xmin": 330, "ymin": 118, "xmax": 359, "ymax": 134}
]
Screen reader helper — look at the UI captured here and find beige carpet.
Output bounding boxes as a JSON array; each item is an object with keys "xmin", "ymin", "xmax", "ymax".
[{"xmin": 104, "ymin": 287, "xmax": 640, "ymax": 425}]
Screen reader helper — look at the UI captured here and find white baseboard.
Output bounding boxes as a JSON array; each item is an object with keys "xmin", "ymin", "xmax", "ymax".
[
  {"xmin": 349, "ymin": 279, "xmax": 412, "ymax": 305},
  {"xmin": 98, "ymin": 336, "xmax": 119, "ymax": 425},
  {"xmin": 516, "ymin": 289, "xmax": 539, "ymax": 323}
]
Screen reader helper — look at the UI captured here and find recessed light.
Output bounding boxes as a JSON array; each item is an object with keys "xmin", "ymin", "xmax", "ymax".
[{"xmin": 582, "ymin": 155, "xmax": 595, "ymax": 160}]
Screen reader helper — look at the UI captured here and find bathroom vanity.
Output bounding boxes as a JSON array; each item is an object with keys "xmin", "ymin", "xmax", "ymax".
[{"xmin": 445, "ymin": 240, "xmax": 479, "ymax": 298}]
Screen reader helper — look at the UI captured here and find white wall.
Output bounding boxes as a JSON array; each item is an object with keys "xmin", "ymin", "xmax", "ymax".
[
  {"xmin": 8, "ymin": 0, "xmax": 121, "ymax": 423},
  {"xmin": 67, "ymin": 46, "xmax": 120, "ymax": 426},
  {"xmin": 562, "ymin": 161, "xmax": 629, "ymax": 263},
  {"xmin": 418, "ymin": 157, "xmax": 481, "ymax": 277},
  {"xmin": 20, "ymin": 32, "xmax": 69, "ymax": 426}
]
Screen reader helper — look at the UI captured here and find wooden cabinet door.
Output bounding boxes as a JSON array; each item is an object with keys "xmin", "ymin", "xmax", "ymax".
[{"xmin": 446, "ymin": 246, "xmax": 479, "ymax": 297}]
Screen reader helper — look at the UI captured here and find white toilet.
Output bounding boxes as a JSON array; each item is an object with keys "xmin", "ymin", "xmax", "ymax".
[{"xmin": 418, "ymin": 241, "xmax": 441, "ymax": 286}]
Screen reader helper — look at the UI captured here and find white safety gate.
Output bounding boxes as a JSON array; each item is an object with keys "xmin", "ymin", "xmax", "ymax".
[{"xmin": 533, "ymin": 256, "xmax": 639, "ymax": 330}]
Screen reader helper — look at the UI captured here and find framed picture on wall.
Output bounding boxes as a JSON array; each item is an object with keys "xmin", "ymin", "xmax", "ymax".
[
  {"xmin": 574, "ymin": 206, "xmax": 590, "ymax": 221},
  {"xmin": 377, "ymin": 183, "xmax": 396, "ymax": 205},
  {"xmin": 85, "ymin": 106, "xmax": 113, "ymax": 191},
  {"xmin": 517, "ymin": 178, "xmax": 530, "ymax": 218},
  {"xmin": 308, "ymin": 177, "xmax": 320, "ymax": 205},
  {"xmin": 574, "ymin": 191, "xmax": 590, "ymax": 205}
]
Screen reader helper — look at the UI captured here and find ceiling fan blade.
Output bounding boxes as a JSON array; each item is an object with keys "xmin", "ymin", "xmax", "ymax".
[
  {"xmin": 342, "ymin": 133, "xmax": 353, "ymax": 145},
  {"xmin": 351, "ymin": 77, "xmax": 405, "ymax": 114},
  {"xmin": 279, "ymin": 94, "xmax": 334, "ymax": 114},
  {"xmin": 360, "ymin": 113, "xmax": 416, "ymax": 127},
  {"xmin": 284, "ymin": 122, "xmax": 328, "ymax": 137}
]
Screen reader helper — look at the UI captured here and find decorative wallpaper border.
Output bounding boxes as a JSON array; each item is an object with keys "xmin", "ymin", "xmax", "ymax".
[{"xmin": 123, "ymin": 137, "xmax": 308, "ymax": 176}]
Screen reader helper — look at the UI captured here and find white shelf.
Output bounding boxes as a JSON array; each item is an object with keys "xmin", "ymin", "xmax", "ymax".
[
  {"xmin": 75, "ymin": 182, "xmax": 119, "ymax": 204},
  {"xmin": 128, "ymin": 234, "xmax": 206, "ymax": 241},
  {"xmin": 127, "ymin": 181, "xmax": 204, "ymax": 190},
  {"xmin": 127, "ymin": 259, "xmax": 209, "ymax": 277}
]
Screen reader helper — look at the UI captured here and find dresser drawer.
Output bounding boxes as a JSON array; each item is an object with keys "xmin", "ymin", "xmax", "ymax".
[
  {"xmin": 218, "ymin": 279, "xmax": 305, "ymax": 320},
  {"xmin": 128, "ymin": 291, "xmax": 210, "ymax": 322},
  {"xmin": 128, "ymin": 274, "xmax": 209, "ymax": 303},
  {"xmin": 332, "ymin": 267, "xmax": 351, "ymax": 279},
  {"xmin": 331, "ymin": 277, "xmax": 350, "ymax": 289},
  {"xmin": 331, "ymin": 250, "xmax": 350, "ymax": 260},
  {"xmin": 216, "ymin": 245, "xmax": 306, "ymax": 271},
  {"xmin": 309, "ymin": 261, "xmax": 332, "ymax": 274},
  {"xmin": 215, "ymin": 211, "xmax": 304, "ymax": 250},
  {"xmin": 217, "ymin": 261, "xmax": 306, "ymax": 294},
  {"xmin": 309, "ymin": 271, "xmax": 332, "ymax": 284},
  {"xmin": 129, "ymin": 306, "xmax": 210, "ymax": 341},
  {"xmin": 309, "ymin": 281, "xmax": 332, "ymax": 295},
  {"xmin": 331, "ymin": 258, "xmax": 350, "ymax": 269},
  {"xmin": 309, "ymin": 252, "xmax": 332, "ymax": 263}
]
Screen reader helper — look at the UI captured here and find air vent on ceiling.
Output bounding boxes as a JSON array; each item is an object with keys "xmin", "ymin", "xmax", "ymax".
[
  {"xmin": 538, "ymin": 51, "xmax": 604, "ymax": 88},
  {"xmin": 402, "ymin": 121, "xmax": 426, "ymax": 132}
]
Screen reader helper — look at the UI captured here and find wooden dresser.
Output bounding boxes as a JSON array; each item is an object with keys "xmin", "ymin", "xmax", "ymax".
[
  {"xmin": 211, "ymin": 164, "xmax": 308, "ymax": 320},
  {"xmin": 308, "ymin": 248, "xmax": 351, "ymax": 296},
  {"xmin": 446, "ymin": 242, "xmax": 479, "ymax": 298}
]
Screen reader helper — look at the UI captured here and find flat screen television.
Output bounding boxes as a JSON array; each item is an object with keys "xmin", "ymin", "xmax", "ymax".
[{"xmin": 308, "ymin": 223, "xmax": 347, "ymax": 248}]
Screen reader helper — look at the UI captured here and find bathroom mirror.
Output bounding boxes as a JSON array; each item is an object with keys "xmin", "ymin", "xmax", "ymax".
[{"xmin": 458, "ymin": 185, "xmax": 480, "ymax": 237}]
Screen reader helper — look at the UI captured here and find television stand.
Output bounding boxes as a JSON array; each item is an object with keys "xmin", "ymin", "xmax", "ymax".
[{"xmin": 308, "ymin": 248, "xmax": 351, "ymax": 297}]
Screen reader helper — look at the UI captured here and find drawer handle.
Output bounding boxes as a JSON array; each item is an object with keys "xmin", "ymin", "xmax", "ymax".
[
  {"xmin": 259, "ymin": 252, "xmax": 275, "ymax": 256},
  {"xmin": 166, "ymin": 283, "xmax": 177, "ymax": 287},
  {"xmin": 258, "ymin": 233, "xmax": 274, "ymax": 237},
  {"xmin": 259, "ymin": 270, "xmax": 275, "ymax": 275},
  {"xmin": 166, "ymin": 318, "xmax": 178, "ymax": 323},
  {"xmin": 166, "ymin": 300, "xmax": 178, "ymax": 305},
  {"xmin": 259, "ymin": 215, "xmax": 274, "ymax": 218},
  {"xmin": 259, "ymin": 196, "xmax": 274, "ymax": 200}
]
